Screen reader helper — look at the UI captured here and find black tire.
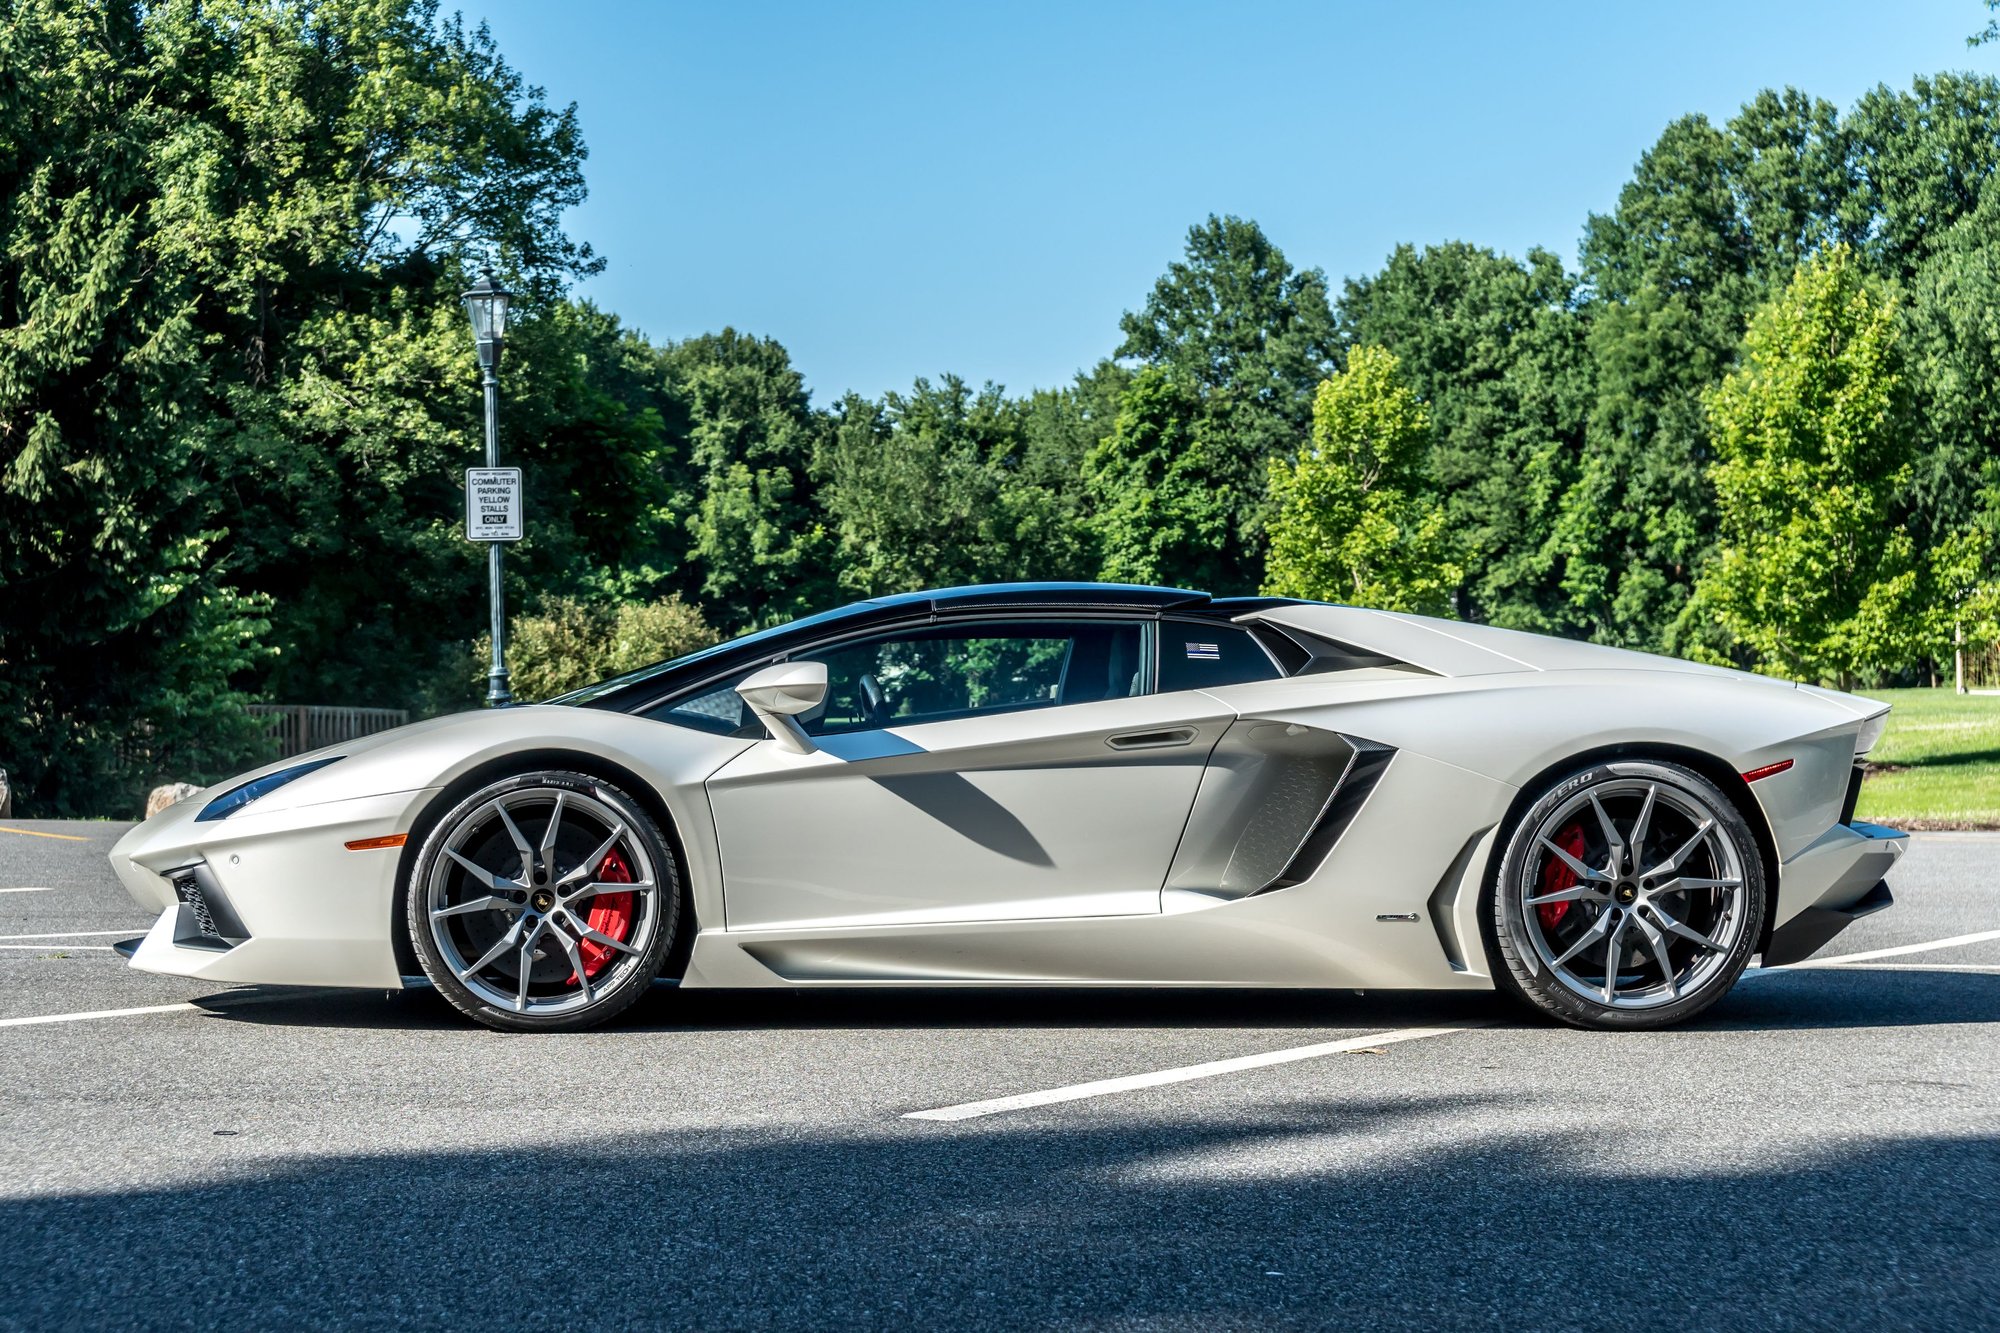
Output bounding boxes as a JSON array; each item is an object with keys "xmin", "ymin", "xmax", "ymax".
[
  {"xmin": 1486, "ymin": 759, "xmax": 1766, "ymax": 1031},
  {"xmin": 407, "ymin": 770, "xmax": 680, "ymax": 1032}
]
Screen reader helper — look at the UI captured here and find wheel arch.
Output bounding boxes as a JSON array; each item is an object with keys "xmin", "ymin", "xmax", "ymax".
[
  {"xmin": 389, "ymin": 747, "xmax": 697, "ymax": 979},
  {"xmin": 1473, "ymin": 740, "xmax": 1783, "ymax": 970}
]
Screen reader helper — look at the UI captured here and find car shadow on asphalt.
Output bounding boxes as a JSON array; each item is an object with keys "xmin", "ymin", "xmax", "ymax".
[
  {"xmin": 4, "ymin": 1095, "xmax": 1995, "ymax": 1327},
  {"xmin": 187, "ymin": 966, "xmax": 2000, "ymax": 1035}
]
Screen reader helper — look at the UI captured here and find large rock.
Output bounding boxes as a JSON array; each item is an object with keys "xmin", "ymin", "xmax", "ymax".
[{"xmin": 144, "ymin": 783, "xmax": 200, "ymax": 820}]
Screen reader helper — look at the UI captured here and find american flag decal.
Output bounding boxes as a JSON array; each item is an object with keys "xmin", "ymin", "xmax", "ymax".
[{"xmin": 1185, "ymin": 642, "xmax": 1221, "ymax": 660}]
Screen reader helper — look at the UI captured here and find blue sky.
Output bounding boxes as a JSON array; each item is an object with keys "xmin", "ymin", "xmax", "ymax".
[{"xmin": 463, "ymin": 0, "xmax": 1989, "ymax": 403}]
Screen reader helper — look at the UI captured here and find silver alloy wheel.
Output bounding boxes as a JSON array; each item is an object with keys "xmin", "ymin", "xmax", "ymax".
[
  {"xmin": 422, "ymin": 786, "xmax": 663, "ymax": 1016},
  {"xmin": 1516, "ymin": 777, "xmax": 1749, "ymax": 1010}
]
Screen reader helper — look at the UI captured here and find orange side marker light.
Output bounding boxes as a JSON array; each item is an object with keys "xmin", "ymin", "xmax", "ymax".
[{"xmin": 344, "ymin": 833, "xmax": 409, "ymax": 851}]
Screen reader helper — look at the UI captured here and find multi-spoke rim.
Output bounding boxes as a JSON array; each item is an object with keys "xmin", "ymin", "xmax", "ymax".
[
  {"xmin": 1517, "ymin": 777, "xmax": 1748, "ymax": 1010},
  {"xmin": 424, "ymin": 787, "xmax": 663, "ymax": 1015}
]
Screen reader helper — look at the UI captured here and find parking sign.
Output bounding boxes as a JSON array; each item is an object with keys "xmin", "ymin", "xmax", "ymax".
[{"xmin": 464, "ymin": 467, "xmax": 523, "ymax": 541}]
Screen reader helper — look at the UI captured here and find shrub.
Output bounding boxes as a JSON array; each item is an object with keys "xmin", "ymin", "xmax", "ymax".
[{"xmin": 474, "ymin": 595, "xmax": 719, "ymax": 703}]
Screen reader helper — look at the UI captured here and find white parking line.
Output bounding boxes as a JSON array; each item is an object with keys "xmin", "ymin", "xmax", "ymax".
[
  {"xmin": 0, "ymin": 886, "xmax": 56, "ymax": 894},
  {"xmin": 1806, "ymin": 962, "xmax": 2000, "ymax": 972},
  {"xmin": 0, "ymin": 1001, "xmax": 199, "ymax": 1027},
  {"xmin": 903, "ymin": 1025, "xmax": 1480, "ymax": 1122},
  {"xmin": 0, "ymin": 930, "xmax": 144, "ymax": 941},
  {"xmin": 0, "ymin": 988, "xmax": 334, "ymax": 1029},
  {"xmin": 1777, "ymin": 927, "xmax": 2000, "ymax": 968},
  {"xmin": 0, "ymin": 945, "xmax": 113, "ymax": 951}
]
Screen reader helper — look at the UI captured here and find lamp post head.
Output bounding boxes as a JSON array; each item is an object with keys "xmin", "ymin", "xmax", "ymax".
[{"xmin": 462, "ymin": 268, "xmax": 512, "ymax": 373}]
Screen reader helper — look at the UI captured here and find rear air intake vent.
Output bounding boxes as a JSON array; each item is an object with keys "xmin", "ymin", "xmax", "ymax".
[{"xmin": 1255, "ymin": 740, "xmax": 1397, "ymax": 893}]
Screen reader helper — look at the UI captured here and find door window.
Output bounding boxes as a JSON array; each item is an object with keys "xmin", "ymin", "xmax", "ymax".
[{"xmin": 800, "ymin": 620, "xmax": 1146, "ymax": 736}]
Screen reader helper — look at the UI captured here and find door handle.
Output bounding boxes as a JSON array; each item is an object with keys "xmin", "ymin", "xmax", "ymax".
[{"xmin": 1106, "ymin": 727, "xmax": 1197, "ymax": 751}]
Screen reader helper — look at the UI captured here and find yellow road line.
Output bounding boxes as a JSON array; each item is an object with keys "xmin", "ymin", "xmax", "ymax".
[{"xmin": 0, "ymin": 826, "xmax": 88, "ymax": 842}]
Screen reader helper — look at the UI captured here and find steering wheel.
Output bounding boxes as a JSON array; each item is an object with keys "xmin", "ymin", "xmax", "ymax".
[{"xmin": 858, "ymin": 673, "xmax": 887, "ymax": 725}]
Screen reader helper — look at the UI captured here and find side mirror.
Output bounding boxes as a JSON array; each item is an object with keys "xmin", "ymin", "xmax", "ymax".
[{"xmin": 735, "ymin": 661, "xmax": 828, "ymax": 754}]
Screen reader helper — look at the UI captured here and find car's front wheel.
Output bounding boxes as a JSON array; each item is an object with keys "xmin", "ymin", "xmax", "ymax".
[
  {"xmin": 1488, "ymin": 759, "xmax": 1766, "ymax": 1030},
  {"xmin": 408, "ymin": 771, "xmax": 680, "ymax": 1032}
]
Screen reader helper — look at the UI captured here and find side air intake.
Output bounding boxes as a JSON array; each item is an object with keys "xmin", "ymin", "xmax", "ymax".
[
  {"xmin": 1254, "ymin": 740, "xmax": 1397, "ymax": 893},
  {"xmin": 1160, "ymin": 726, "xmax": 1398, "ymax": 902}
]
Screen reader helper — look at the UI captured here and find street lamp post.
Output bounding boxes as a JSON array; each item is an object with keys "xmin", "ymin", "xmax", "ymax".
[{"xmin": 463, "ymin": 269, "xmax": 514, "ymax": 707}]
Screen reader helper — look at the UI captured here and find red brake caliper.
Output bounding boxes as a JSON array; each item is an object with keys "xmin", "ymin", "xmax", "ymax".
[
  {"xmin": 1539, "ymin": 822, "xmax": 1589, "ymax": 930},
  {"xmin": 565, "ymin": 846, "xmax": 635, "ymax": 983}
]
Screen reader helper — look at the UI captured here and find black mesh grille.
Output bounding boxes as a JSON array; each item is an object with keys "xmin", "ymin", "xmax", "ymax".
[{"xmin": 173, "ymin": 874, "xmax": 221, "ymax": 939}]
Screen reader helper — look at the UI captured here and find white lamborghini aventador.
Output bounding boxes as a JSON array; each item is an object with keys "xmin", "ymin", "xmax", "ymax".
[{"xmin": 110, "ymin": 583, "xmax": 1906, "ymax": 1031}]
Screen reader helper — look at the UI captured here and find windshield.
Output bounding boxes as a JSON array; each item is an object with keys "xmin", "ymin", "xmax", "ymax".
[{"xmin": 543, "ymin": 601, "xmax": 889, "ymax": 707}]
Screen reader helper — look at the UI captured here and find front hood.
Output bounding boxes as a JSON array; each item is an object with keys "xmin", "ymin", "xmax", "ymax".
[
  {"xmin": 180, "ymin": 706, "xmax": 613, "ymax": 818},
  {"xmin": 169, "ymin": 710, "xmax": 500, "ymax": 816}
]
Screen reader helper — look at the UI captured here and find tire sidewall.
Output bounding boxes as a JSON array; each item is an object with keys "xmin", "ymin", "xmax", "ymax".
[
  {"xmin": 406, "ymin": 770, "xmax": 679, "ymax": 1032},
  {"xmin": 1487, "ymin": 759, "xmax": 1767, "ymax": 1030}
]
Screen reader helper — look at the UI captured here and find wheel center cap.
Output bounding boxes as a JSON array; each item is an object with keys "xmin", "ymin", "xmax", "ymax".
[
  {"xmin": 1614, "ymin": 882, "xmax": 1638, "ymax": 905},
  {"xmin": 531, "ymin": 889, "xmax": 555, "ymax": 912}
]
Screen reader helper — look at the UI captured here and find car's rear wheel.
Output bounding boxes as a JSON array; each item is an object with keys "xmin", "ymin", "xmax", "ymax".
[
  {"xmin": 1488, "ymin": 759, "xmax": 1766, "ymax": 1030},
  {"xmin": 408, "ymin": 771, "xmax": 679, "ymax": 1032}
]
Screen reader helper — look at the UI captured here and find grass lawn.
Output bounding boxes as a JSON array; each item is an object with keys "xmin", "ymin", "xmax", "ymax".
[{"xmin": 1851, "ymin": 687, "xmax": 2000, "ymax": 829}]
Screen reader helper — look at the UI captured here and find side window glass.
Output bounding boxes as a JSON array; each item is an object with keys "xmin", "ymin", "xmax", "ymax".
[
  {"xmin": 644, "ymin": 620, "xmax": 1149, "ymax": 738},
  {"xmin": 801, "ymin": 621, "xmax": 1144, "ymax": 735},
  {"xmin": 1155, "ymin": 623, "xmax": 1282, "ymax": 693}
]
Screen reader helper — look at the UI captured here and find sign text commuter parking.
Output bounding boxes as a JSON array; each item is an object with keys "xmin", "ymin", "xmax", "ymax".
[{"xmin": 465, "ymin": 467, "xmax": 523, "ymax": 542}]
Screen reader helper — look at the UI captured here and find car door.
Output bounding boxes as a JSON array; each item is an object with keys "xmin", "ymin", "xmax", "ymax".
[{"xmin": 703, "ymin": 616, "xmax": 1234, "ymax": 930}]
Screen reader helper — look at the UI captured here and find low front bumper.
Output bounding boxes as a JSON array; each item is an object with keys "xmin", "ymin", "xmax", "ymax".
[
  {"xmin": 109, "ymin": 787, "xmax": 435, "ymax": 989},
  {"xmin": 1765, "ymin": 821, "xmax": 1907, "ymax": 966}
]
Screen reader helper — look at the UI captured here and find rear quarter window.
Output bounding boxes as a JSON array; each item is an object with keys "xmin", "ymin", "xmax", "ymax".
[{"xmin": 1155, "ymin": 623, "xmax": 1283, "ymax": 692}]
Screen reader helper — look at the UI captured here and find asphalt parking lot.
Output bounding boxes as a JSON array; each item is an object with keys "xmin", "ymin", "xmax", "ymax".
[{"xmin": 0, "ymin": 821, "xmax": 1995, "ymax": 1330}]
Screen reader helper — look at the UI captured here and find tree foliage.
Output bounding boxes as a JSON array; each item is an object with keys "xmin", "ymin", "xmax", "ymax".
[
  {"xmin": 7, "ymin": 6, "xmax": 2000, "ymax": 812},
  {"xmin": 1264, "ymin": 348, "xmax": 1459, "ymax": 614},
  {"xmin": 1335, "ymin": 243, "xmax": 1589, "ymax": 629},
  {"xmin": 1103, "ymin": 216, "xmax": 1335, "ymax": 589},
  {"xmin": 1690, "ymin": 249, "xmax": 1919, "ymax": 685},
  {"xmin": 474, "ymin": 594, "xmax": 716, "ymax": 703},
  {"xmin": 666, "ymin": 329, "xmax": 832, "ymax": 628},
  {"xmin": 819, "ymin": 375, "xmax": 1095, "ymax": 597}
]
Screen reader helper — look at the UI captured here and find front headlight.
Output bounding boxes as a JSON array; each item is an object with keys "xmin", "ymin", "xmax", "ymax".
[
  {"xmin": 194, "ymin": 756, "xmax": 345, "ymax": 822},
  {"xmin": 1854, "ymin": 711, "xmax": 1889, "ymax": 757}
]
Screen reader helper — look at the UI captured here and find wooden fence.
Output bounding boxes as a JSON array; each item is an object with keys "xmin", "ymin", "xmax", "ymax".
[
  {"xmin": 1964, "ymin": 641, "xmax": 2000, "ymax": 692},
  {"xmin": 248, "ymin": 704, "xmax": 410, "ymax": 759}
]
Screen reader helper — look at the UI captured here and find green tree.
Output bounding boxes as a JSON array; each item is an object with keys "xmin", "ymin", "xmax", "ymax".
[
  {"xmin": 1263, "ymin": 348, "xmax": 1459, "ymax": 613},
  {"xmin": 1559, "ymin": 115, "xmax": 1758, "ymax": 650},
  {"xmin": 1103, "ymin": 215, "xmax": 1336, "ymax": 590},
  {"xmin": 0, "ymin": 1, "xmax": 275, "ymax": 813},
  {"xmin": 1010, "ymin": 360, "xmax": 1129, "ymax": 580},
  {"xmin": 1082, "ymin": 368, "xmax": 1234, "ymax": 589},
  {"xmin": 0, "ymin": 0, "xmax": 600, "ymax": 812},
  {"xmin": 1848, "ymin": 74, "xmax": 2000, "ymax": 278},
  {"xmin": 1900, "ymin": 179, "xmax": 2000, "ymax": 549},
  {"xmin": 1690, "ymin": 248, "xmax": 1922, "ymax": 685},
  {"xmin": 1559, "ymin": 94, "xmax": 1864, "ymax": 652},
  {"xmin": 1335, "ymin": 242, "xmax": 1591, "ymax": 630},
  {"xmin": 818, "ymin": 376, "xmax": 1080, "ymax": 597},
  {"xmin": 661, "ymin": 329, "xmax": 834, "ymax": 632},
  {"xmin": 473, "ymin": 594, "xmax": 716, "ymax": 703}
]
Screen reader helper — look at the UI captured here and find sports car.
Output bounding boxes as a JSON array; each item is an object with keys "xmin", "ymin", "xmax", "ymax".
[{"xmin": 110, "ymin": 582, "xmax": 1907, "ymax": 1031}]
